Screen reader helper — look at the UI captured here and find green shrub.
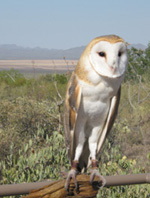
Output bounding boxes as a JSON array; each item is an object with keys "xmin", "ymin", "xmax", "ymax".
[
  {"xmin": 53, "ymin": 74, "xmax": 68, "ymax": 84},
  {"xmin": 0, "ymin": 69, "xmax": 27, "ymax": 86},
  {"xmin": 125, "ymin": 47, "xmax": 150, "ymax": 82},
  {"xmin": 0, "ymin": 130, "xmax": 69, "ymax": 185},
  {"xmin": 0, "ymin": 98, "xmax": 61, "ymax": 160},
  {"xmin": 97, "ymin": 141, "xmax": 150, "ymax": 197}
]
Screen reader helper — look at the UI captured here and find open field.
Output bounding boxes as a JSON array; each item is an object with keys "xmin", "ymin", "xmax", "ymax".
[
  {"xmin": 0, "ymin": 45, "xmax": 150, "ymax": 197},
  {"xmin": 0, "ymin": 59, "xmax": 78, "ymax": 74}
]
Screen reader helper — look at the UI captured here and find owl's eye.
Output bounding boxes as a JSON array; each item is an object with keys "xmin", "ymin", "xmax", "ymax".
[
  {"xmin": 118, "ymin": 51, "xmax": 122, "ymax": 57},
  {"xmin": 98, "ymin": 52, "xmax": 106, "ymax": 57}
]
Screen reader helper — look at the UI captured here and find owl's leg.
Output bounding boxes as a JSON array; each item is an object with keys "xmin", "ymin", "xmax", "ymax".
[
  {"xmin": 88, "ymin": 127, "xmax": 106, "ymax": 187},
  {"xmin": 65, "ymin": 123, "xmax": 86, "ymax": 192},
  {"xmin": 90, "ymin": 160, "xmax": 106, "ymax": 187},
  {"xmin": 65, "ymin": 160, "xmax": 79, "ymax": 192}
]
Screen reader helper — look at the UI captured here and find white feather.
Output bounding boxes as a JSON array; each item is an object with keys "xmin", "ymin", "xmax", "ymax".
[{"xmin": 89, "ymin": 41, "xmax": 128, "ymax": 78}]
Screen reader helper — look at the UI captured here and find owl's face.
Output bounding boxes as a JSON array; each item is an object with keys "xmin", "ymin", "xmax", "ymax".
[{"xmin": 89, "ymin": 41, "xmax": 128, "ymax": 78}]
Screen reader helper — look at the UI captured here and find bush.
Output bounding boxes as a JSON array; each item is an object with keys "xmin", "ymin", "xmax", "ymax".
[
  {"xmin": 0, "ymin": 69, "xmax": 27, "ymax": 86},
  {"xmin": 0, "ymin": 98, "xmax": 61, "ymax": 160},
  {"xmin": 0, "ymin": 130, "xmax": 69, "ymax": 185},
  {"xmin": 98, "ymin": 140, "xmax": 150, "ymax": 198},
  {"xmin": 124, "ymin": 47, "xmax": 150, "ymax": 82}
]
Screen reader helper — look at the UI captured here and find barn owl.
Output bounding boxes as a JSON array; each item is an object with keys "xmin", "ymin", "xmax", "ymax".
[{"xmin": 64, "ymin": 35, "xmax": 128, "ymax": 191}]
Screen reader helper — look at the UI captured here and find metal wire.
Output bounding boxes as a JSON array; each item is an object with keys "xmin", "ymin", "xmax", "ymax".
[{"xmin": 0, "ymin": 173, "xmax": 149, "ymax": 197}]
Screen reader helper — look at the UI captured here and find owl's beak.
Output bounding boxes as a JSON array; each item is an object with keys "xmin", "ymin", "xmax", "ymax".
[
  {"xmin": 109, "ymin": 58, "xmax": 117, "ymax": 74},
  {"xmin": 110, "ymin": 66, "xmax": 116, "ymax": 74}
]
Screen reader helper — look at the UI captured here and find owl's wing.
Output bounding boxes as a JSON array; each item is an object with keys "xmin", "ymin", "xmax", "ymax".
[
  {"xmin": 63, "ymin": 72, "xmax": 82, "ymax": 162},
  {"xmin": 97, "ymin": 87, "xmax": 121, "ymax": 155}
]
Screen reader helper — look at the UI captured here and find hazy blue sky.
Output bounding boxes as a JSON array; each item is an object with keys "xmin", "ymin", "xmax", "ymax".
[{"xmin": 0, "ymin": 0, "xmax": 149, "ymax": 49}]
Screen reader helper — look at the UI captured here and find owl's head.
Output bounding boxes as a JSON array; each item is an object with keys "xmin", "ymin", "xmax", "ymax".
[{"xmin": 77, "ymin": 35, "xmax": 128, "ymax": 80}]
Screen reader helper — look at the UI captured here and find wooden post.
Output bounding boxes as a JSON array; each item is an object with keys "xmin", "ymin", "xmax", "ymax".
[
  {"xmin": 23, "ymin": 173, "xmax": 150, "ymax": 198},
  {"xmin": 23, "ymin": 174, "xmax": 101, "ymax": 198}
]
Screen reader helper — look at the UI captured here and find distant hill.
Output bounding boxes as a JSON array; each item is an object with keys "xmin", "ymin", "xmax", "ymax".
[{"xmin": 0, "ymin": 43, "xmax": 147, "ymax": 60}]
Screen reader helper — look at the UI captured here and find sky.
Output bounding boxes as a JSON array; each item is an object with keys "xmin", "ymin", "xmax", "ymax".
[{"xmin": 0, "ymin": 0, "xmax": 150, "ymax": 49}]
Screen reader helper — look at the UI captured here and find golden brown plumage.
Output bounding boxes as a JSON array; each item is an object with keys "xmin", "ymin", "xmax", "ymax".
[{"xmin": 64, "ymin": 72, "xmax": 82, "ymax": 161}]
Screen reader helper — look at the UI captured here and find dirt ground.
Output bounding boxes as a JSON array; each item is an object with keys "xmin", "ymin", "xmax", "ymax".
[{"xmin": 0, "ymin": 60, "xmax": 78, "ymax": 74}]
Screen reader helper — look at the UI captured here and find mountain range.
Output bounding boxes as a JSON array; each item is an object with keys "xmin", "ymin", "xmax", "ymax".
[{"xmin": 0, "ymin": 43, "xmax": 147, "ymax": 60}]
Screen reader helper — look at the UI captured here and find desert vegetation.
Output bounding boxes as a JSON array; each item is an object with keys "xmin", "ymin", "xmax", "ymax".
[{"xmin": 0, "ymin": 45, "xmax": 150, "ymax": 197}]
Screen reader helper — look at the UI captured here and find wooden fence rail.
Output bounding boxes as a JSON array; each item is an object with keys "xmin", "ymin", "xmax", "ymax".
[{"xmin": 0, "ymin": 173, "xmax": 149, "ymax": 197}]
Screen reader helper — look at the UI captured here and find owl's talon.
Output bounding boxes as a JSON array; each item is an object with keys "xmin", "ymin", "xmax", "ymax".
[
  {"xmin": 90, "ymin": 169, "xmax": 106, "ymax": 188},
  {"xmin": 65, "ymin": 169, "xmax": 78, "ymax": 192}
]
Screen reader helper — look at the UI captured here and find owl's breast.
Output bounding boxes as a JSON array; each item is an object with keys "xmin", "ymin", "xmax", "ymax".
[
  {"xmin": 82, "ymin": 98, "xmax": 109, "ymax": 121},
  {"xmin": 80, "ymin": 88, "xmax": 108, "ymax": 126},
  {"xmin": 80, "ymin": 77, "xmax": 121, "ymax": 125}
]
